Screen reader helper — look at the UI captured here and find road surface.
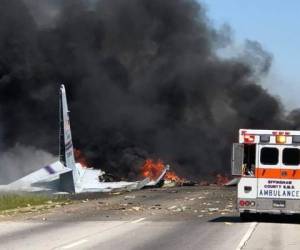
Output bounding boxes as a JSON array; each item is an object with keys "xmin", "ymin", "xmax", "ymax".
[{"xmin": 0, "ymin": 186, "xmax": 300, "ymax": 250}]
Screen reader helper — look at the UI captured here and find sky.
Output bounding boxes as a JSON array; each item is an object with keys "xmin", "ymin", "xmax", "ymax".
[{"xmin": 202, "ymin": 0, "xmax": 300, "ymax": 110}]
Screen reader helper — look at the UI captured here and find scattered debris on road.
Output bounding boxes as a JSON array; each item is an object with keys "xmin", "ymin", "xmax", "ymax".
[{"xmin": 0, "ymin": 186, "xmax": 236, "ymax": 222}]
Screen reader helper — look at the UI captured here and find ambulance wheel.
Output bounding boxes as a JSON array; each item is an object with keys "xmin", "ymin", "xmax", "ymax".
[{"xmin": 240, "ymin": 212, "xmax": 252, "ymax": 222}]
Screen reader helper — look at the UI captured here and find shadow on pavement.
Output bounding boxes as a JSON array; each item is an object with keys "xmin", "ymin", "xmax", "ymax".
[
  {"xmin": 209, "ymin": 216, "xmax": 241, "ymax": 223},
  {"xmin": 210, "ymin": 214, "xmax": 300, "ymax": 224}
]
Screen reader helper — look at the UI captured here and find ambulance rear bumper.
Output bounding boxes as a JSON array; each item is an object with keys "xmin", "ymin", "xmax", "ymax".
[{"xmin": 238, "ymin": 198, "xmax": 300, "ymax": 214}]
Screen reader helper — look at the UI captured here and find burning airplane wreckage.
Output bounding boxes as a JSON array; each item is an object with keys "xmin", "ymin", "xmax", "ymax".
[{"xmin": 0, "ymin": 85, "xmax": 169, "ymax": 194}]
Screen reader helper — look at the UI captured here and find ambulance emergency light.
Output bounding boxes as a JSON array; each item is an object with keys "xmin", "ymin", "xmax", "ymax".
[
  {"xmin": 240, "ymin": 129, "xmax": 300, "ymax": 144},
  {"xmin": 276, "ymin": 135, "xmax": 286, "ymax": 144},
  {"xmin": 243, "ymin": 134, "xmax": 255, "ymax": 143}
]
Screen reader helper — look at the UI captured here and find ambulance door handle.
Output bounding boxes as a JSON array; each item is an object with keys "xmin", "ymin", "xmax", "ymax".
[{"xmin": 244, "ymin": 186, "xmax": 252, "ymax": 192}]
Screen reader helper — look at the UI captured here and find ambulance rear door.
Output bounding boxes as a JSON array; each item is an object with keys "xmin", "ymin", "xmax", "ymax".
[
  {"xmin": 256, "ymin": 144, "xmax": 282, "ymax": 199},
  {"xmin": 257, "ymin": 144, "xmax": 300, "ymax": 200}
]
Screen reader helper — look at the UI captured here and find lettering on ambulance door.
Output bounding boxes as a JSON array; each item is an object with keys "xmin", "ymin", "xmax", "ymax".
[{"xmin": 232, "ymin": 143, "xmax": 244, "ymax": 176}]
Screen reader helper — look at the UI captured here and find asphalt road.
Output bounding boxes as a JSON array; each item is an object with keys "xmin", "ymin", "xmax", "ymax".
[{"xmin": 0, "ymin": 186, "xmax": 300, "ymax": 250}]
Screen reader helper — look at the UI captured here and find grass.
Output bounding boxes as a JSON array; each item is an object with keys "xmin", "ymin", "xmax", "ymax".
[{"xmin": 0, "ymin": 194, "xmax": 65, "ymax": 211}]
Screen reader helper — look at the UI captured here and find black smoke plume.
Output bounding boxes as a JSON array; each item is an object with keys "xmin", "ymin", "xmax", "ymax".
[{"xmin": 0, "ymin": 0, "xmax": 299, "ymax": 180}]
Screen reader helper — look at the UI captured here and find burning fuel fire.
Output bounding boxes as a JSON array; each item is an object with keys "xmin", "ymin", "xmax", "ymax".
[
  {"xmin": 140, "ymin": 159, "xmax": 183, "ymax": 182},
  {"xmin": 165, "ymin": 171, "xmax": 183, "ymax": 182},
  {"xmin": 74, "ymin": 149, "xmax": 89, "ymax": 167}
]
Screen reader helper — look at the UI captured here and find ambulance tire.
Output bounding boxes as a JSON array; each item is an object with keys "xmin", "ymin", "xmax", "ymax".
[{"xmin": 240, "ymin": 212, "xmax": 253, "ymax": 222}]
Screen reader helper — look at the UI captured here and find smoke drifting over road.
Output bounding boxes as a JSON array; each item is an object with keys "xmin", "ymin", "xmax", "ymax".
[
  {"xmin": 0, "ymin": 0, "xmax": 299, "ymax": 180},
  {"xmin": 0, "ymin": 144, "xmax": 56, "ymax": 184}
]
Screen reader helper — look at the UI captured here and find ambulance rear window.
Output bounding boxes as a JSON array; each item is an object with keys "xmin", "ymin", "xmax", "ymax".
[
  {"xmin": 260, "ymin": 147, "xmax": 278, "ymax": 165},
  {"xmin": 283, "ymin": 148, "xmax": 300, "ymax": 166}
]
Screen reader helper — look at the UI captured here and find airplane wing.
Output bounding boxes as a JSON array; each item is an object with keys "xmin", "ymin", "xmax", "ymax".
[
  {"xmin": 72, "ymin": 162, "xmax": 169, "ymax": 193},
  {"xmin": 72, "ymin": 164, "xmax": 150, "ymax": 193},
  {"xmin": 0, "ymin": 161, "xmax": 72, "ymax": 193}
]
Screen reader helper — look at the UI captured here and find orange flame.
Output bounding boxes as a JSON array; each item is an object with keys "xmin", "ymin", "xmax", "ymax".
[
  {"xmin": 140, "ymin": 159, "xmax": 183, "ymax": 182},
  {"xmin": 165, "ymin": 171, "xmax": 182, "ymax": 182},
  {"xmin": 74, "ymin": 149, "xmax": 89, "ymax": 167},
  {"xmin": 140, "ymin": 159, "xmax": 164, "ymax": 180}
]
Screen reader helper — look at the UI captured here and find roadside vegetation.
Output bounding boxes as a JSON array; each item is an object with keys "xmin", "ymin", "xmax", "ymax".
[{"xmin": 0, "ymin": 193, "xmax": 67, "ymax": 211}]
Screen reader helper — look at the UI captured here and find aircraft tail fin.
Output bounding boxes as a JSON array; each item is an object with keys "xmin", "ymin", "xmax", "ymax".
[{"xmin": 59, "ymin": 84, "xmax": 79, "ymax": 186}]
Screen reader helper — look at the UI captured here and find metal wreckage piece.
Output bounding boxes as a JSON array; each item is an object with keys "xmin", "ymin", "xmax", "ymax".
[{"xmin": 0, "ymin": 85, "xmax": 168, "ymax": 194}]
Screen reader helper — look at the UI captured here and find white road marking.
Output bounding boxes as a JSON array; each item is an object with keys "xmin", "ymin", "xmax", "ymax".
[
  {"xmin": 131, "ymin": 217, "xmax": 146, "ymax": 224},
  {"xmin": 236, "ymin": 222, "xmax": 258, "ymax": 250},
  {"xmin": 61, "ymin": 239, "xmax": 88, "ymax": 249}
]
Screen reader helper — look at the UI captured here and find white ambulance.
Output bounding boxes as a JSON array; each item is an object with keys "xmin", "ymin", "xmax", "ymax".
[{"xmin": 232, "ymin": 129, "xmax": 300, "ymax": 220}]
